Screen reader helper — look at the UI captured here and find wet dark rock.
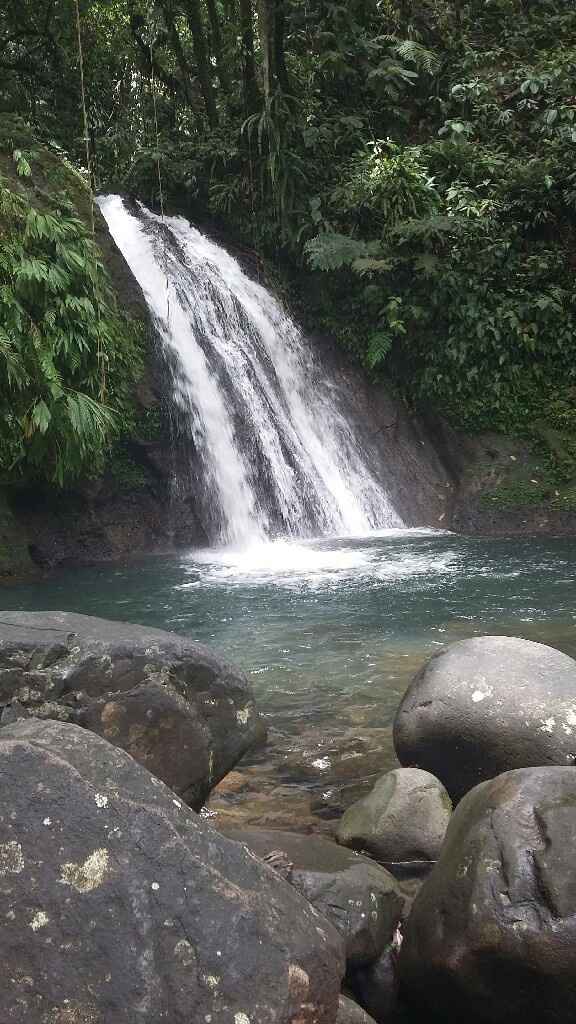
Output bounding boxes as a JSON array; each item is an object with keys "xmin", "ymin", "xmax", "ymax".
[
  {"xmin": 394, "ymin": 636, "xmax": 576, "ymax": 802},
  {"xmin": 0, "ymin": 718, "xmax": 344, "ymax": 1023},
  {"xmin": 399, "ymin": 766, "xmax": 576, "ymax": 1023},
  {"xmin": 0, "ymin": 611, "xmax": 261, "ymax": 808},
  {"xmin": 337, "ymin": 993, "xmax": 379, "ymax": 1023},
  {"xmin": 348, "ymin": 945, "xmax": 399, "ymax": 1024},
  {"xmin": 222, "ymin": 828, "xmax": 404, "ymax": 968},
  {"xmin": 337, "ymin": 767, "xmax": 452, "ymax": 866}
]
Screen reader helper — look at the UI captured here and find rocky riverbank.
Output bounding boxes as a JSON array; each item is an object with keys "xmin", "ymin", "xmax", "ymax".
[{"xmin": 1, "ymin": 613, "xmax": 576, "ymax": 1021}]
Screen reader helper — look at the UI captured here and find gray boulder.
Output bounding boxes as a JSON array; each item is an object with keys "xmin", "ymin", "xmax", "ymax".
[
  {"xmin": 0, "ymin": 718, "xmax": 344, "ymax": 1023},
  {"xmin": 400, "ymin": 766, "xmax": 576, "ymax": 1023},
  {"xmin": 223, "ymin": 828, "xmax": 404, "ymax": 968},
  {"xmin": 337, "ymin": 994, "xmax": 379, "ymax": 1023},
  {"xmin": 0, "ymin": 611, "xmax": 261, "ymax": 807},
  {"xmin": 348, "ymin": 945, "xmax": 400, "ymax": 1024},
  {"xmin": 394, "ymin": 635, "xmax": 576, "ymax": 801},
  {"xmin": 337, "ymin": 767, "xmax": 451, "ymax": 866}
]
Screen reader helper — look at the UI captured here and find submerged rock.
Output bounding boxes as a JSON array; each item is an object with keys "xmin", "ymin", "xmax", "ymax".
[
  {"xmin": 0, "ymin": 611, "xmax": 261, "ymax": 808},
  {"xmin": 337, "ymin": 767, "xmax": 451, "ymax": 866},
  {"xmin": 223, "ymin": 828, "xmax": 404, "ymax": 968},
  {"xmin": 0, "ymin": 719, "xmax": 344, "ymax": 1023},
  {"xmin": 400, "ymin": 766, "xmax": 576, "ymax": 1023},
  {"xmin": 394, "ymin": 635, "xmax": 576, "ymax": 801}
]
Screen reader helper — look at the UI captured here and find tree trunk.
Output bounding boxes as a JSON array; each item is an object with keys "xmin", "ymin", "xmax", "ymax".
[
  {"xmin": 127, "ymin": 2, "xmax": 180, "ymax": 95},
  {"xmin": 273, "ymin": 0, "xmax": 289, "ymax": 93},
  {"xmin": 183, "ymin": 0, "xmax": 219, "ymax": 126},
  {"xmin": 239, "ymin": 0, "xmax": 259, "ymax": 113},
  {"xmin": 257, "ymin": 0, "xmax": 275, "ymax": 105},
  {"xmin": 205, "ymin": 0, "xmax": 232, "ymax": 96},
  {"xmin": 159, "ymin": 1, "xmax": 196, "ymax": 108}
]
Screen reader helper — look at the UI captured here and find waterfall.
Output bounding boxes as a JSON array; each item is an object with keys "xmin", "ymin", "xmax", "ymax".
[{"xmin": 98, "ymin": 195, "xmax": 403, "ymax": 545}]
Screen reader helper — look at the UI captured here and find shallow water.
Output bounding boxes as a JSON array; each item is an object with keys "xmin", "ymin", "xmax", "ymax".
[{"xmin": 3, "ymin": 531, "xmax": 575, "ymax": 830}]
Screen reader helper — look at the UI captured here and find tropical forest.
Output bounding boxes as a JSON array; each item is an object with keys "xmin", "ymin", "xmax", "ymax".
[{"xmin": 1, "ymin": 3, "xmax": 576, "ymax": 1023}]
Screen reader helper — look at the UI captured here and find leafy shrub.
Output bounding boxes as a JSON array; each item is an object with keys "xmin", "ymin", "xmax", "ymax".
[{"xmin": 0, "ymin": 153, "xmax": 143, "ymax": 485}]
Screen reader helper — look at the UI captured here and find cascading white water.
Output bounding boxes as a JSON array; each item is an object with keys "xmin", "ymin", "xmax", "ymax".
[{"xmin": 98, "ymin": 195, "xmax": 403, "ymax": 544}]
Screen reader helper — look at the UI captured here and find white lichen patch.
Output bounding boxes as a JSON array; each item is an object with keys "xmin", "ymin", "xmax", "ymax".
[
  {"xmin": 567, "ymin": 710, "xmax": 576, "ymax": 727},
  {"xmin": 174, "ymin": 939, "xmax": 196, "ymax": 967},
  {"xmin": 471, "ymin": 688, "xmax": 492, "ymax": 703},
  {"xmin": 204, "ymin": 974, "xmax": 220, "ymax": 990},
  {"xmin": 43, "ymin": 818, "xmax": 52, "ymax": 826},
  {"xmin": 30, "ymin": 910, "xmax": 49, "ymax": 931},
  {"xmin": 0, "ymin": 841, "xmax": 24, "ymax": 876},
  {"xmin": 288, "ymin": 964, "xmax": 310, "ymax": 996},
  {"xmin": 312, "ymin": 757, "xmax": 331, "ymax": 770},
  {"xmin": 234, "ymin": 1014, "xmax": 251, "ymax": 1024},
  {"xmin": 94, "ymin": 793, "xmax": 108, "ymax": 809},
  {"xmin": 540, "ymin": 717, "xmax": 556, "ymax": 734},
  {"xmin": 60, "ymin": 848, "xmax": 109, "ymax": 893},
  {"xmin": 151, "ymin": 882, "xmax": 160, "ymax": 892},
  {"xmin": 236, "ymin": 706, "xmax": 251, "ymax": 726}
]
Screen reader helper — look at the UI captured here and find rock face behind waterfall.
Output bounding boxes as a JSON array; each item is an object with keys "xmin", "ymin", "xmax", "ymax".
[
  {"xmin": 0, "ymin": 718, "xmax": 344, "ymax": 1023},
  {"xmin": 394, "ymin": 635, "xmax": 576, "ymax": 802},
  {"xmin": 0, "ymin": 611, "xmax": 261, "ymax": 808}
]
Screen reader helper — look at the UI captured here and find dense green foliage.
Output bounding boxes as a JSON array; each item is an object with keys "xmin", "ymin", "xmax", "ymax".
[
  {"xmin": 0, "ymin": 145, "xmax": 143, "ymax": 484},
  {"xmin": 1, "ymin": 0, "xmax": 575, "ymax": 474}
]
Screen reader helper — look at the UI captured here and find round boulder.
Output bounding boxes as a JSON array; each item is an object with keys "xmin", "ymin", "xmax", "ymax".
[
  {"xmin": 0, "ymin": 718, "xmax": 344, "ymax": 1023},
  {"xmin": 337, "ymin": 768, "xmax": 451, "ymax": 866},
  {"xmin": 223, "ymin": 828, "xmax": 404, "ymax": 968},
  {"xmin": 400, "ymin": 766, "xmax": 576, "ymax": 1023},
  {"xmin": 0, "ymin": 611, "xmax": 262, "ymax": 808},
  {"xmin": 394, "ymin": 635, "xmax": 576, "ymax": 801}
]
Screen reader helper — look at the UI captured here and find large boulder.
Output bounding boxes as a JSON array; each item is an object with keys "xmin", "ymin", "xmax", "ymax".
[
  {"xmin": 0, "ymin": 611, "xmax": 261, "ymax": 808},
  {"xmin": 399, "ymin": 766, "xmax": 576, "ymax": 1023},
  {"xmin": 0, "ymin": 718, "xmax": 344, "ymax": 1023},
  {"xmin": 337, "ymin": 768, "xmax": 451, "ymax": 867},
  {"xmin": 223, "ymin": 828, "xmax": 404, "ymax": 968},
  {"xmin": 394, "ymin": 636, "xmax": 576, "ymax": 801}
]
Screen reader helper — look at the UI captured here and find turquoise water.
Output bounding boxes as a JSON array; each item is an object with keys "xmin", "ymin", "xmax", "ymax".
[{"xmin": 3, "ymin": 530, "xmax": 575, "ymax": 825}]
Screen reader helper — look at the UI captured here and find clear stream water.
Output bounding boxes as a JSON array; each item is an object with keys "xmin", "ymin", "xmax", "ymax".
[{"xmin": 4, "ymin": 530, "xmax": 575, "ymax": 827}]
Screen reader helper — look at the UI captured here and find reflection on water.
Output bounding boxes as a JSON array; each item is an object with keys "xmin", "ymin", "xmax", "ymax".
[{"xmin": 3, "ymin": 532, "xmax": 575, "ymax": 830}]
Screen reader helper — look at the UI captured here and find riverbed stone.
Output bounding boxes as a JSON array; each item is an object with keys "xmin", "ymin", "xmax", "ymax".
[
  {"xmin": 0, "ymin": 718, "xmax": 344, "ymax": 1023},
  {"xmin": 223, "ymin": 827, "xmax": 404, "ymax": 967},
  {"xmin": 393, "ymin": 635, "xmax": 576, "ymax": 801},
  {"xmin": 337, "ymin": 767, "xmax": 452, "ymax": 867},
  {"xmin": 0, "ymin": 611, "xmax": 261, "ymax": 808},
  {"xmin": 399, "ymin": 766, "xmax": 576, "ymax": 1023}
]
